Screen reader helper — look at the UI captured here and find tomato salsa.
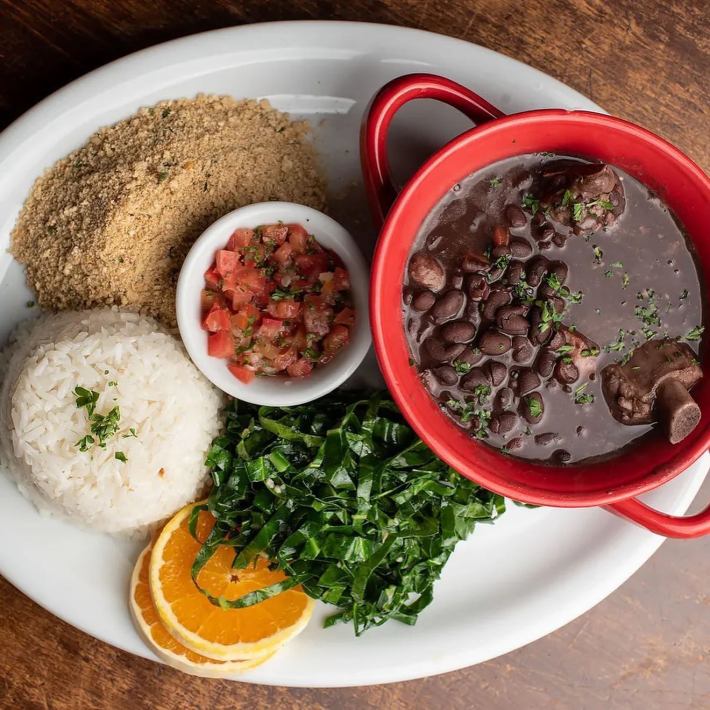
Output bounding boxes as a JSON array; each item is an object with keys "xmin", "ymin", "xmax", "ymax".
[{"xmin": 201, "ymin": 222, "xmax": 354, "ymax": 382}]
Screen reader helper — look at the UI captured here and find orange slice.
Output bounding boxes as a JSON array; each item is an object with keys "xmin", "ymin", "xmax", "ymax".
[
  {"xmin": 149, "ymin": 501, "xmax": 314, "ymax": 661},
  {"xmin": 130, "ymin": 545, "xmax": 275, "ymax": 677}
]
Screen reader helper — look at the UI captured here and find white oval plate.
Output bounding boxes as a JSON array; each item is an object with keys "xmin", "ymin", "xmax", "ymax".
[{"xmin": 0, "ymin": 21, "xmax": 706, "ymax": 688}]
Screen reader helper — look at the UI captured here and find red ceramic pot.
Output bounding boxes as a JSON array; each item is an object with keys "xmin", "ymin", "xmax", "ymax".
[{"xmin": 363, "ymin": 73, "xmax": 710, "ymax": 538}]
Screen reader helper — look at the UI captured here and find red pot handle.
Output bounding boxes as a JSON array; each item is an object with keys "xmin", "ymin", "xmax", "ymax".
[
  {"xmin": 361, "ymin": 73, "xmax": 505, "ymax": 226},
  {"xmin": 606, "ymin": 494, "xmax": 710, "ymax": 538}
]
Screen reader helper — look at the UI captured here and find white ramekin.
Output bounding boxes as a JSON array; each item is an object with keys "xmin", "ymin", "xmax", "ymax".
[{"xmin": 176, "ymin": 202, "xmax": 371, "ymax": 406}]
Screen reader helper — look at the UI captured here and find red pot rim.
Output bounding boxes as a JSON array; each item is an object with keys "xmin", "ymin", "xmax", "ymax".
[{"xmin": 370, "ymin": 107, "xmax": 710, "ymax": 508}]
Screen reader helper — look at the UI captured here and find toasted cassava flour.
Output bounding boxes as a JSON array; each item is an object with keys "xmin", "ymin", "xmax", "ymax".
[{"xmin": 11, "ymin": 96, "xmax": 325, "ymax": 326}]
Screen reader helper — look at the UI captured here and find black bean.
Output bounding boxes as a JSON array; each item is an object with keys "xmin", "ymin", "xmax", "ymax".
[
  {"xmin": 467, "ymin": 274, "xmax": 490, "ymax": 301},
  {"xmin": 535, "ymin": 348, "xmax": 557, "ymax": 378},
  {"xmin": 455, "ymin": 347, "xmax": 484, "ymax": 367},
  {"xmin": 551, "ymin": 296, "xmax": 566, "ymax": 314},
  {"xmin": 461, "ymin": 252, "xmax": 490, "ymax": 273},
  {"xmin": 552, "ymin": 449, "xmax": 571, "ymax": 465},
  {"xmin": 548, "ymin": 329, "xmax": 566, "ymax": 350},
  {"xmin": 532, "ymin": 212, "xmax": 546, "ymax": 227},
  {"xmin": 512, "ymin": 335, "xmax": 535, "ymax": 363},
  {"xmin": 516, "ymin": 368, "xmax": 541, "ymax": 395},
  {"xmin": 424, "ymin": 338, "xmax": 466, "ymax": 363},
  {"xmin": 506, "ymin": 260, "xmax": 524, "ymax": 285},
  {"xmin": 492, "ymin": 224, "xmax": 510, "ymax": 247},
  {"xmin": 506, "ymin": 436, "xmax": 525, "ymax": 452},
  {"xmin": 411, "ymin": 290, "xmax": 436, "ymax": 311},
  {"xmin": 554, "ymin": 359, "xmax": 579, "ymax": 384},
  {"xmin": 479, "ymin": 330, "xmax": 512, "ymax": 355},
  {"xmin": 535, "ymin": 432, "xmax": 559, "ymax": 446},
  {"xmin": 431, "ymin": 290, "xmax": 465, "ymax": 321},
  {"xmin": 509, "ymin": 238, "xmax": 533, "ymax": 259},
  {"xmin": 495, "ymin": 387, "xmax": 514, "ymax": 410},
  {"xmin": 526, "ymin": 256, "xmax": 549, "ymax": 287},
  {"xmin": 490, "ymin": 411, "xmax": 517, "ymax": 435},
  {"xmin": 409, "ymin": 252, "xmax": 445, "ymax": 292},
  {"xmin": 433, "ymin": 365, "xmax": 458, "ymax": 386},
  {"xmin": 440, "ymin": 320, "xmax": 476, "ymax": 343},
  {"xmin": 497, "ymin": 305, "xmax": 529, "ymax": 336},
  {"xmin": 552, "ymin": 232, "xmax": 567, "ymax": 248},
  {"xmin": 464, "ymin": 301, "xmax": 482, "ymax": 328},
  {"xmin": 520, "ymin": 391, "xmax": 544, "ymax": 424},
  {"xmin": 482, "ymin": 289, "xmax": 512, "ymax": 321},
  {"xmin": 486, "ymin": 360, "xmax": 508, "ymax": 387},
  {"xmin": 539, "ymin": 240, "xmax": 553, "ymax": 251},
  {"xmin": 528, "ymin": 306, "xmax": 552, "ymax": 346},
  {"xmin": 461, "ymin": 367, "xmax": 490, "ymax": 391},
  {"xmin": 537, "ymin": 227, "xmax": 555, "ymax": 243},
  {"xmin": 505, "ymin": 204, "xmax": 527, "ymax": 228},
  {"xmin": 492, "ymin": 244, "xmax": 512, "ymax": 260},
  {"xmin": 548, "ymin": 261, "xmax": 568, "ymax": 284}
]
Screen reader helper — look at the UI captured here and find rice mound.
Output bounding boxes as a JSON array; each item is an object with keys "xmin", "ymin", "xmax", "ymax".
[{"xmin": 0, "ymin": 310, "xmax": 223, "ymax": 534}]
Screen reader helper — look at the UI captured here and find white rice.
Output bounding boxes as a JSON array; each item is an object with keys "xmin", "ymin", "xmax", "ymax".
[{"xmin": 0, "ymin": 310, "xmax": 223, "ymax": 534}]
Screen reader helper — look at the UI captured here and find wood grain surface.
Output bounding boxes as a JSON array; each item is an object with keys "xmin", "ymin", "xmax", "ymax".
[{"xmin": 0, "ymin": 1, "xmax": 708, "ymax": 708}]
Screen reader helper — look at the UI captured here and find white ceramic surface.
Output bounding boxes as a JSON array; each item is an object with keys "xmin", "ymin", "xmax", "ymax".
[
  {"xmin": 176, "ymin": 202, "xmax": 371, "ymax": 405},
  {"xmin": 0, "ymin": 21, "xmax": 706, "ymax": 688}
]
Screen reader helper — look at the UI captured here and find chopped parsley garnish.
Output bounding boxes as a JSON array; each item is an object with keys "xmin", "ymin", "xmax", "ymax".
[
  {"xmin": 604, "ymin": 270, "xmax": 613, "ymax": 279},
  {"xmin": 453, "ymin": 360, "xmax": 473, "ymax": 375},
  {"xmin": 684, "ymin": 325, "xmax": 705, "ymax": 341},
  {"xmin": 538, "ymin": 299, "xmax": 564, "ymax": 333},
  {"xmin": 634, "ymin": 302, "xmax": 660, "ymax": 327},
  {"xmin": 303, "ymin": 346, "xmax": 320, "ymax": 361},
  {"xmin": 572, "ymin": 202, "xmax": 584, "ymax": 222},
  {"xmin": 114, "ymin": 451, "xmax": 128, "ymax": 463},
  {"xmin": 157, "ymin": 170, "xmax": 169, "ymax": 183},
  {"xmin": 544, "ymin": 274, "xmax": 583, "ymax": 304},
  {"xmin": 472, "ymin": 384, "xmax": 492, "ymax": 405},
  {"xmin": 580, "ymin": 347, "xmax": 600, "ymax": 358},
  {"xmin": 573, "ymin": 383, "xmax": 595, "ymax": 405},
  {"xmin": 610, "ymin": 261, "xmax": 623, "ymax": 269},
  {"xmin": 525, "ymin": 396, "xmax": 542, "ymax": 419},
  {"xmin": 586, "ymin": 199, "xmax": 614, "ymax": 211},
  {"xmin": 522, "ymin": 194, "xmax": 540, "ymax": 215},
  {"xmin": 122, "ymin": 427, "xmax": 138, "ymax": 439},
  {"xmin": 592, "ymin": 245, "xmax": 603, "ymax": 263},
  {"xmin": 605, "ymin": 329, "xmax": 626, "ymax": 353},
  {"xmin": 74, "ymin": 386, "xmax": 129, "ymax": 453},
  {"xmin": 271, "ymin": 288, "xmax": 300, "ymax": 301},
  {"xmin": 489, "ymin": 176, "xmax": 502, "ymax": 188},
  {"xmin": 561, "ymin": 190, "xmax": 572, "ymax": 207},
  {"xmin": 679, "ymin": 289, "xmax": 689, "ymax": 301},
  {"xmin": 622, "ymin": 273, "xmax": 630, "ymax": 289}
]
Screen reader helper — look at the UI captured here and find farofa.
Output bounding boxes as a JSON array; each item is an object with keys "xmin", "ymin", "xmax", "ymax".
[{"xmin": 11, "ymin": 95, "xmax": 326, "ymax": 326}]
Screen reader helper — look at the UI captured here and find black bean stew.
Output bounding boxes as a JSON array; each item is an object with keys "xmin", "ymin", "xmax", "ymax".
[{"xmin": 403, "ymin": 154, "xmax": 705, "ymax": 465}]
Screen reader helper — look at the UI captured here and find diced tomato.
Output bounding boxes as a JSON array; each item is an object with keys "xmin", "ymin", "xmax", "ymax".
[
  {"xmin": 303, "ymin": 295, "xmax": 334, "ymax": 335},
  {"xmin": 292, "ymin": 326, "xmax": 308, "ymax": 351},
  {"xmin": 204, "ymin": 267, "xmax": 222, "ymax": 291},
  {"xmin": 228, "ymin": 363, "xmax": 256, "ymax": 384},
  {"xmin": 222, "ymin": 266, "xmax": 267, "ymax": 298},
  {"xmin": 260, "ymin": 224, "xmax": 289, "ymax": 245},
  {"xmin": 287, "ymin": 224, "xmax": 310, "ymax": 253},
  {"xmin": 295, "ymin": 252, "xmax": 329, "ymax": 277},
  {"xmin": 286, "ymin": 358, "xmax": 314, "ymax": 377},
  {"xmin": 243, "ymin": 243, "xmax": 270, "ymax": 267},
  {"xmin": 207, "ymin": 330, "xmax": 233, "ymax": 358},
  {"xmin": 202, "ymin": 303, "xmax": 231, "ymax": 333},
  {"xmin": 332, "ymin": 267, "xmax": 350, "ymax": 291},
  {"xmin": 226, "ymin": 228, "xmax": 255, "ymax": 250},
  {"xmin": 215, "ymin": 250, "xmax": 239, "ymax": 279},
  {"xmin": 272, "ymin": 242, "xmax": 294, "ymax": 266},
  {"xmin": 223, "ymin": 287, "xmax": 253, "ymax": 309},
  {"xmin": 271, "ymin": 347, "xmax": 298, "ymax": 372},
  {"xmin": 200, "ymin": 289, "xmax": 223, "ymax": 313},
  {"xmin": 323, "ymin": 324, "xmax": 350, "ymax": 353},
  {"xmin": 266, "ymin": 299, "xmax": 301, "ymax": 319},
  {"xmin": 258, "ymin": 318, "xmax": 284, "ymax": 339},
  {"xmin": 231, "ymin": 303, "xmax": 260, "ymax": 331},
  {"xmin": 334, "ymin": 307, "xmax": 355, "ymax": 327}
]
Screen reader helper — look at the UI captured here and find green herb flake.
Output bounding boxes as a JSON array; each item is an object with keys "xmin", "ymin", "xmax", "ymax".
[
  {"xmin": 580, "ymin": 347, "xmax": 600, "ymax": 358},
  {"xmin": 25, "ymin": 300, "xmax": 35, "ymax": 308},
  {"xmin": 622, "ymin": 273, "xmax": 630, "ymax": 289},
  {"xmin": 592, "ymin": 245, "xmax": 603, "ymax": 264},
  {"xmin": 684, "ymin": 325, "xmax": 705, "ymax": 342},
  {"xmin": 115, "ymin": 451, "xmax": 128, "ymax": 463},
  {"xmin": 572, "ymin": 202, "xmax": 584, "ymax": 222},
  {"xmin": 522, "ymin": 194, "xmax": 540, "ymax": 215},
  {"xmin": 73, "ymin": 386, "xmax": 100, "ymax": 416},
  {"xmin": 453, "ymin": 360, "xmax": 473, "ymax": 375},
  {"xmin": 489, "ymin": 176, "xmax": 502, "ymax": 188},
  {"xmin": 561, "ymin": 190, "xmax": 571, "ymax": 207},
  {"xmin": 573, "ymin": 383, "xmax": 595, "ymax": 405},
  {"xmin": 525, "ymin": 396, "xmax": 543, "ymax": 419},
  {"xmin": 157, "ymin": 170, "xmax": 169, "ymax": 183}
]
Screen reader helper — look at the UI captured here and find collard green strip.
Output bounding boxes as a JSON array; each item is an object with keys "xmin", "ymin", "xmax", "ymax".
[{"xmin": 199, "ymin": 391, "xmax": 506, "ymax": 635}]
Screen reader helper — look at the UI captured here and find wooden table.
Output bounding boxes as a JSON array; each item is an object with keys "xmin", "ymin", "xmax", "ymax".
[{"xmin": 0, "ymin": 2, "xmax": 708, "ymax": 707}]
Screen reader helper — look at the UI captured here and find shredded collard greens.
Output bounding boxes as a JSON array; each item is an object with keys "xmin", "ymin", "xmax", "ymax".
[{"xmin": 193, "ymin": 391, "xmax": 506, "ymax": 635}]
